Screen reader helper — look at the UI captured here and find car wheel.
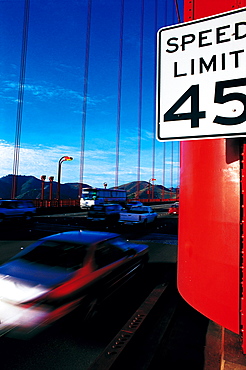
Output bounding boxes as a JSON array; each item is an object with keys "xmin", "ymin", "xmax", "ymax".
[
  {"xmin": 142, "ymin": 219, "xmax": 148, "ymax": 227},
  {"xmin": 0, "ymin": 214, "xmax": 4, "ymax": 223}
]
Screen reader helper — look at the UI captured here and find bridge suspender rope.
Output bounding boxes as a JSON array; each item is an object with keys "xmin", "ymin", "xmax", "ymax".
[
  {"xmin": 79, "ymin": 0, "xmax": 92, "ymax": 198},
  {"xmin": 136, "ymin": 0, "xmax": 144, "ymax": 199},
  {"xmin": 174, "ymin": 0, "xmax": 181, "ymax": 23},
  {"xmin": 151, "ymin": 0, "xmax": 158, "ymax": 198},
  {"xmin": 115, "ymin": 0, "xmax": 125, "ymax": 189},
  {"xmin": 162, "ymin": 143, "xmax": 166, "ymax": 198},
  {"xmin": 171, "ymin": 141, "xmax": 174, "ymax": 195},
  {"xmin": 11, "ymin": 0, "xmax": 30, "ymax": 199}
]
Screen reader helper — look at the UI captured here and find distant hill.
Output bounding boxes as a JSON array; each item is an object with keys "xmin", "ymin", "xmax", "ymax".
[
  {"xmin": 117, "ymin": 181, "xmax": 177, "ymax": 200},
  {"xmin": 0, "ymin": 175, "xmax": 177, "ymax": 200},
  {"xmin": 0, "ymin": 175, "xmax": 90, "ymax": 200}
]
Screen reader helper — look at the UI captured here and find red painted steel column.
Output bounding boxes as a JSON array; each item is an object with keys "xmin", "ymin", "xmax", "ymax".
[
  {"xmin": 178, "ymin": 0, "xmax": 246, "ymax": 348},
  {"xmin": 241, "ymin": 142, "xmax": 246, "ymax": 352},
  {"xmin": 179, "ymin": 138, "xmax": 240, "ymax": 331}
]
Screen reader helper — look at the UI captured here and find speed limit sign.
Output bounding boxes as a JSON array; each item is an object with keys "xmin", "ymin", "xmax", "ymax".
[{"xmin": 156, "ymin": 7, "xmax": 246, "ymax": 141}]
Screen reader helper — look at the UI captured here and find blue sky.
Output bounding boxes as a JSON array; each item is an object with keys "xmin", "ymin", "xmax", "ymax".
[{"xmin": 0, "ymin": 0, "xmax": 182, "ymax": 189}]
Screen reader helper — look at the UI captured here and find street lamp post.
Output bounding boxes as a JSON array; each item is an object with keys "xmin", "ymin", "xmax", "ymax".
[
  {"xmin": 49, "ymin": 176, "xmax": 54, "ymax": 201},
  {"xmin": 152, "ymin": 178, "xmax": 156, "ymax": 199},
  {"xmin": 40, "ymin": 175, "xmax": 46, "ymax": 202},
  {"xmin": 148, "ymin": 178, "xmax": 156, "ymax": 202},
  {"xmin": 57, "ymin": 156, "xmax": 73, "ymax": 203}
]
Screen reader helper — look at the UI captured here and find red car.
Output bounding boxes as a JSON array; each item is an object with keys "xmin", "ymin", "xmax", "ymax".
[
  {"xmin": 0, "ymin": 230, "xmax": 148, "ymax": 338},
  {"xmin": 168, "ymin": 202, "xmax": 179, "ymax": 215}
]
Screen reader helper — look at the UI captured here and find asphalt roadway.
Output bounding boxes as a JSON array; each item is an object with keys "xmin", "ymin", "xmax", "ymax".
[
  {"xmin": 2, "ymin": 208, "xmax": 242, "ymax": 369},
  {"xmin": 0, "ymin": 211, "xmax": 181, "ymax": 370}
]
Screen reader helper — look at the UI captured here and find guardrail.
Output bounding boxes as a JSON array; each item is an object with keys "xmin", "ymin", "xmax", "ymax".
[
  {"xmin": 33, "ymin": 199, "xmax": 80, "ymax": 208},
  {"xmin": 30, "ymin": 198, "xmax": 179, "ymax": 208}
]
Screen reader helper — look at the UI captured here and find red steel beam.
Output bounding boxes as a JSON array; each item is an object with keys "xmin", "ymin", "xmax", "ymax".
[{"xmin": 178, "ymin": 0, "xmax": 246, "ymax": 352}]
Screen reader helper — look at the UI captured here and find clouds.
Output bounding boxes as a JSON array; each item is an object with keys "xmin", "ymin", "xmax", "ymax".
[
  {"xmin": 0, "ymin": 138, "xmax": 179, "ymax": 189},
  {"xmin": 0, "ymin": 140, "xmax": 78, "ymax": 182},
  {"xmin": 0, "ymin": 77, "xmax": 115, "ymax": 116},
  {"xmin": 1, "ymin": 80, "xmax": 82, "ymax": 104}
]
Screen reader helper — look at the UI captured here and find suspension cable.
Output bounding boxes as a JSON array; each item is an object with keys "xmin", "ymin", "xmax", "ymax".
[
  {"xmin": 79, "ymin": 0, "xmax": 92, "ymax": 198},
  {"xmin": 115, "ymin": 0, "xmax": 125, "ymax": 188},
  {"xmin": 151, "ymin": 0, "xmax": 158, "ymax": 197},
  {"xmin": 176, "ymin": 141, "xmax": 180, "ymax": 193},
  {"xmin": 136, "ymin": 0, "xmax": 144, "ymax": 198},
  {"xmin": 171, "ymin": 141, "xmax": 174, "ymax": 195},
  {"xmin": 162, "ymin": 142, "xmax": 166, "ymax": 199},
  {"xmin": 11, "ymin": 0, "xmax": 30, "ymax": 199},
  {"xmin": 174, "ymin": 0, "xmax": 181, "ymax": 23}
]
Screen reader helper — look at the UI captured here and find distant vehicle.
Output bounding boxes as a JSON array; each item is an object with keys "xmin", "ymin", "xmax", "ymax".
[
  {"xmin": 0, "ymin": 200, "xmax": 36, "ymax": 223},
  {"xmin": 126, "ymin": 200, "xmax": 143, "ymax": 210},
  {"xmin": 80, "ymin": 188, "xmax": 127, "ymax": 208},
  {"xmin": 168, "ymin": 202, "xmax": 179, "ymax": 215},
  {"xmin": 0, "ymin": 230, "xmax": 148, "ymax": 338},
  {"xmin": 119, "ymin": 206, "xmax": 158, "ymax": 226},
  {"xmin": 87, "ymin": 204, "xmax": 123, "ymax": 225}
]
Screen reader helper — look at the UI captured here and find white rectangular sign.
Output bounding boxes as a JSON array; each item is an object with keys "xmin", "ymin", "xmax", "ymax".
[{"xmin": 157, "ymin": 7, "xmax": 246, "ymax": 141}]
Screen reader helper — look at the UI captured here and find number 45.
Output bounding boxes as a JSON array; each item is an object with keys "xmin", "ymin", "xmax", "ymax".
[{"xmin": 164, "ymin": 77, "xmax": 246, "ymax": 127}]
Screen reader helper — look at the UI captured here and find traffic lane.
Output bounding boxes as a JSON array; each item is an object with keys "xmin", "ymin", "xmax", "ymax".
[
  {"xmin": 0, "ymin": 322, "xmax": 104, "ymax": 370},
  {"xmin": 0, "ymin": 213, "xmax": 177, "ymax": 264},
  {"xmin": 0, "ymin": 274, "xmax": 176, "ymax": 370},
  {"xmin": 0, "ymin": 236, "xmax": 177, "ymax": 268},
  {"xmin": 0, "ymin": 239, "xmax": 35, "ymax": 265},
  {"xmin": 0, "ymin": 216, "xmax": 177, "ymax": 266},
  {"xmin": 33, "ymin": 214, "xmax": 178, "ymax": 235},
  {"xmin": 0, "ymin": 236, "xmax": 177, "ymax": 370},
  {"xmin": 33, "ymin": 204, "xmax": 176, "ymax": 225}
]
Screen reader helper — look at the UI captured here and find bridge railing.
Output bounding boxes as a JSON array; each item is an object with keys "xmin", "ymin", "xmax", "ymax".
[
  {"xmin": 32, "ymin": 198, "xmax": 179, "ymax": 208},
  {"xmin": 33, "ymin": 199, "xmax": 80, "ymax": 208}
]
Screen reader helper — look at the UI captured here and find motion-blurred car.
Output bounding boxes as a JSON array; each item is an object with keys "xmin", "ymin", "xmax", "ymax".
[
  {"xmin": 119, "ymin": 206, "xmax": 158, "ymax": 226},
  {"xmin": 87, "ymin": 204, "xmax": 123, "ymax": 225},
  {"xmin": 0, "ymin": 230, "xmax": 148, "ymax": 338},
  {"xmin": 168, "ymin": 202, "xmax": 179, "ymax": 215},
  {"xmin": 0, "ymin": 200, "xmax": 36, "ymax": 223}
]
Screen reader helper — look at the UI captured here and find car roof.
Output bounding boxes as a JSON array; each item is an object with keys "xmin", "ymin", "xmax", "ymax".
[
  {"xmin": 39, "ymin": 230, "xmax": 120, "ymax": 245},
  {"xmin": 92, "ymin": 204, "xmax": 122, "ymax": 208},
  {"xmin": 0, "ymin": 199, "xmax": 33, "ymax": 203},
  {"xmin": 101, "ymin": 203, "xmax": 121, "ymax": 206},
  {"xmin": 0, "ymin": 200, "xmax": 18, "ymax": 203}
]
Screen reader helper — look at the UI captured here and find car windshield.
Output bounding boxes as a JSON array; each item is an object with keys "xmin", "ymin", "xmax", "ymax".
[
  {"xmin": 19, "ymin": 241, "xmax": 88, "ymax": 270},
  {"xmin": 82, "ymin": 190, "xmax": 97, "ymax": 200}
]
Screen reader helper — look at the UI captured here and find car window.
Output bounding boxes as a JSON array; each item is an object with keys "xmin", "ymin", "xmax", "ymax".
[
  {"xmin": 106, "ymin": 206, "xmax": 114, "ymax": 211},
  {"xmin": 94, "ymin": 241, "xmax": 126, "ymax": 269},
  {"xmin": 110, "ymin": 237, "xmax": 132, "ymax": 251},
  {"xmin": 16, "ymin": 202, "xmax": 26, "ymax": 209},
  {"xmin": 129, "ymin": 207, "xmax": 148, "ymax": 214},
  {"xmin": 26, "ymin": 201, "xmax": 35, "ymax": 208},
  {"xmin": 19, "ymin": 241, "xmax": 88, "ymax": 270}
]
